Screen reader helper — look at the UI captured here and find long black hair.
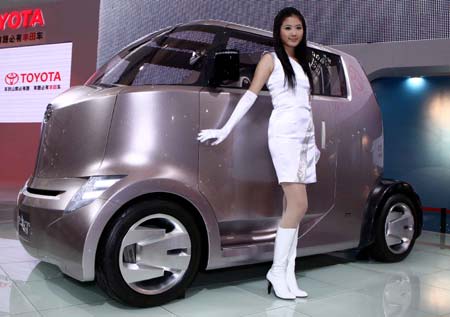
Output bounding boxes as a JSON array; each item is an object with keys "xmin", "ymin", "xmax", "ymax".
[{"xmin": 273, "ymin": 7, "xmax": 313, "ymax": 91}]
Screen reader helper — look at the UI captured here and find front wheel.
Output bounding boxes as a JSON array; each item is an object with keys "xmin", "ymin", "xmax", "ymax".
[
  {"xmin": 370, "ymin": 194, "xmax": 418, "ymax": 262},
  {"xmin": 96, "ymin": 200, "xmax": 201, "ymax": 307}
]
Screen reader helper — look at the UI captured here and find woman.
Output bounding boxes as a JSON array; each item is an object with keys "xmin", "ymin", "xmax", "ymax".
[{"xmin": 197, "ymin": 7, "xmax": 320, "ymax": 300}]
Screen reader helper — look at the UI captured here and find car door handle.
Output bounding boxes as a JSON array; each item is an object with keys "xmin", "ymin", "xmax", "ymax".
[{"xmin": 321, "ymin": 121, "xmax": 326, "ymax": 150}]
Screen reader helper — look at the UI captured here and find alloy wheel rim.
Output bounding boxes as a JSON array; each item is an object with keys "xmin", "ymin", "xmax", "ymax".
[
  {"xmin": 384, "ymin": 202, "xmax": 415, "ymax": 255},
  {"xmin": 119, "ymin": 213, "xmax": 192, "ymax": 295}
]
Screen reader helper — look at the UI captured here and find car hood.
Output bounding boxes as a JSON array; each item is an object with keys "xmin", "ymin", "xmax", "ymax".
[{"xmin": 33, "ymin": 85, "xmax": 125, "ymax": 178}]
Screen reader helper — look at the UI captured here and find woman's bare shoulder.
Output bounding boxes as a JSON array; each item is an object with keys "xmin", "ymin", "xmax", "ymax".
[
  {"xmin": 259, "ymin": 51, "xmax": 274, "ymax": 72},
  {"xmin": 248, "ymin": 52, "xmax": 275, "ymax": 94}
]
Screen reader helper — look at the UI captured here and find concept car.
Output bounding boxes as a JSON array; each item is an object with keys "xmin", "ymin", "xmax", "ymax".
[{"xmin": 15, "ymin": 20, "xmax": 422, "ymax": 307}]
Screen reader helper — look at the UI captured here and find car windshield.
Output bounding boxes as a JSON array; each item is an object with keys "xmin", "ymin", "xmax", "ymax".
[{"xmin": 86, "ymin": 27, "xmax": 216, "ymax": 87}]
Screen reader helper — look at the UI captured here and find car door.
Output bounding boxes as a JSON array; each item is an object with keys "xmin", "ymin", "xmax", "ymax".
[
  {"xmin": 300, "ymin": 47, "xmax": 343, "ymax": 235},
  {"xmin": 199, "ymin": 30, "xmax": 279, "ymax": 246},
  {"xmin": 298, "ymin": 47, "xmax": 351, "ymax": 247}
]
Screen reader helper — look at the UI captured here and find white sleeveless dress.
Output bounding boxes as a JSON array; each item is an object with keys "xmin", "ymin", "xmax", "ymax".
[{"xmin": 266, "ymin": 52, "xmax": 320, "ymax": 184}]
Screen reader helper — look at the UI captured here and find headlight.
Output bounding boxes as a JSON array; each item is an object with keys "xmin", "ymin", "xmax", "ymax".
[{"xmin": 65, "ymin": 175, "xmax": 124, "ymax": 213}]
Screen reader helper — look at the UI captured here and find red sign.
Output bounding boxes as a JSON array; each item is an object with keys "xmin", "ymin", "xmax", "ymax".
[
  {"xmin": 5, "ymin": 72, "xmax": 19, "ymax": 85},
  {"xmin": 0, "ymin": 9, "xmax": 45, "ymax": 31},
  {"xmin": 4, "ymin": 71, "xmax": 61, "ymax": 85}
]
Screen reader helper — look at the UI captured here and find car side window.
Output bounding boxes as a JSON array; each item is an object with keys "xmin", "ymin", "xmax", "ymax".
[
  {"xmin": 309, "ymin": 48, "xmax": 347, "ymax": 97},
  {"xmin": 90, "ymin": 27, "xmax": 217, "ymax": 87},
  {"xmin": 221, "ymin": 31, "xmax": 273, "ymax": 90},
  {"xmin": 130, "ymin": 29, "xmax": 215, "ymax": 86}
]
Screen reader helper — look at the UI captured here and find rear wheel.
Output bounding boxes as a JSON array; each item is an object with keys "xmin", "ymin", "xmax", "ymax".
[
  {"xmin": 370, "ymin": 194, "xmax": 417, "ymax": 262},
  {"xmin": 96, "ymin": 200, "xmax": 201, "ymax": 307}
]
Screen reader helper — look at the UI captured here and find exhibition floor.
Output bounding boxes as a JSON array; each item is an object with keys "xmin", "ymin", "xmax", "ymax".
[{"xmin": 1, "ymin": 222, "xmax": 450, "ymax": 317}]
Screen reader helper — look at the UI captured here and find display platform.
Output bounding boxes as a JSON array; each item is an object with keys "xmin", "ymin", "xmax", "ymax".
[{"xmin": 0, "ymin": 221, "xmax": 449, "ymax": 316}]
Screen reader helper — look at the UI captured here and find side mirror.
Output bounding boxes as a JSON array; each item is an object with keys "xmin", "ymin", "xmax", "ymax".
[{"xmin": 211, "ymin": 49, "xmax": 240, "ymax": 86}]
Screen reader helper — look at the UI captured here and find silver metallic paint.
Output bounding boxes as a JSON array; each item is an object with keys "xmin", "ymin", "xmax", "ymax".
[
  {"xmin": 385, "ymin": 202, "xmax": 415, "ymax": 254},
  {"xmin": 119, "ymin": 213, "xmax": 192, "ymax": 294},
  {"xmin": 35, "ymin": 86, "xmax": 123, "ymax": 178},
  {"xmin": 16, "ymin": 20, "xmax": 384, "ymax": 282}
]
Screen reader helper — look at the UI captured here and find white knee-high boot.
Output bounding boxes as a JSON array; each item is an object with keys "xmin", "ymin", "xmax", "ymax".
[
  {"xmin": 286, "ymin": 227, "xmax": 308, "ymax": 297},
  {"xmin": 266, "ymin": 227, "xmax": 296, "ymax": 300}
]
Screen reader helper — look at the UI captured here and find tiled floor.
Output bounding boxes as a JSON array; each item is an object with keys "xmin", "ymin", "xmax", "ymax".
[{"xmin": 1, "ymin": 222, "xmax": 450, "ymax": 317}]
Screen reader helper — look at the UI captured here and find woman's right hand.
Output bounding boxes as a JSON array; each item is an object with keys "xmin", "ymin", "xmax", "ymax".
[{"xmin": 197, "ymin": 129, "xmax": 229, "ymax": 146}]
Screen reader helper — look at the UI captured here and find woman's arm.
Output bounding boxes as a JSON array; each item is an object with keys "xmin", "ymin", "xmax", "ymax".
[
  {"xmin": 197, "ymin": 53, "xmax": 274, "ymax": 145},
  {"xmin": 248, "ymin": 52, "xmax": 274, "ymax": 95}
]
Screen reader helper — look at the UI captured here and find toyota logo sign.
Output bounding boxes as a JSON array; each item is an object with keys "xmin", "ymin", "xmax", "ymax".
[{"xmin": 5, "ymin": 72, "xmax": 19, "ymax": 85}]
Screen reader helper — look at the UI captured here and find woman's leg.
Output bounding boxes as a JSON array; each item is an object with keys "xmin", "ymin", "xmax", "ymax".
[
  {"xmin": 266, "ymin": 183, "xmax": 309, "ymax": 299},
  {"xmin": 279, "ymin": 183, "xmax": 309, "ymax": 297},
  {"xmin": 279, "ymin": 183, "xmax": 308, "ymax": 228}
]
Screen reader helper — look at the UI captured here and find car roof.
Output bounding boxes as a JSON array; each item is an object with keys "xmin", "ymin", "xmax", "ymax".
[{"xmin": 179, "ymin": 19, "xmax": 345, "ymax": 56}]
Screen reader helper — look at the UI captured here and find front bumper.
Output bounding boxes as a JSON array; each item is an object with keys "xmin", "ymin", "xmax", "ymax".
[{"xmin": 15, "ymin": 177, "xmax": 108, "ymax": 281}]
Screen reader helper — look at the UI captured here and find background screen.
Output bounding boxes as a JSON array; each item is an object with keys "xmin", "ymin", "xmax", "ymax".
[{"xmin": 0, "ymin": 42, "xmax": 72, "ymax": 123}]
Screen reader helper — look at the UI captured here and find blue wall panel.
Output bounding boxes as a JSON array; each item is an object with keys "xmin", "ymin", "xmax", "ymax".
[{"xmin": 372, "ymin": 77, "xmax": 450, "ymax": 232}]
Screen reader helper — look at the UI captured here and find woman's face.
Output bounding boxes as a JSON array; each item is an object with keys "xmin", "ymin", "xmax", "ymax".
[{"xmin": 280, "ymin": 15, "xmax": 303, "ymax": 49}]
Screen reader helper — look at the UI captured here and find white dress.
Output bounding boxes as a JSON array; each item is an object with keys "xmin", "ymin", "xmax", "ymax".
[{"xmin": 266, "ymin": 52, "xmax": 320, "ymax": 184}]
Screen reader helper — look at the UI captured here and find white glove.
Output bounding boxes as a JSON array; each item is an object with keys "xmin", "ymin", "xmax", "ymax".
[
  {"xmin": 314, "ymin": 145, "xmax": 321, "ymax": 164},
  {"xmin": 197, "ymin": 90, "xmax": 257, "ymax": 146},
  {"xmin": 197, "ymin": 129, "xmax": 229, "ymax": 146}
]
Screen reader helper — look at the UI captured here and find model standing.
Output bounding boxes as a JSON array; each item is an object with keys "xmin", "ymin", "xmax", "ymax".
[{"xmin": 198, "ymin": 7, "xmax": 320, "ymax": 300}]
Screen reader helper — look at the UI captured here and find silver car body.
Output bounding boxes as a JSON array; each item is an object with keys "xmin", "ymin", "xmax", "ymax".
[{"xmin": 16, "ymin": 20, "xmax": 384, "ymax": 281}]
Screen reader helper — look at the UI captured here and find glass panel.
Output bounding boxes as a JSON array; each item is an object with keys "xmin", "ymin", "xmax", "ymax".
[
  {"xmin": 309, "ymin": 48, "xmax": 347, "ymax": 97},
  {"xmin": 87, "ymin": 28, "xmax": 216, "ymax": 87},
  {"xmin": 221, "ymin": 33, "xmax": 273, "ymax": 90}
]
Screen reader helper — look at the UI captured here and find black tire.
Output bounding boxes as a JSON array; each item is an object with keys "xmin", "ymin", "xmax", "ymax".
[
  {"xmin": 370, "ymin": 194, "xmax": 418, "ymax": 262},
  {"xmin": 96, "ymin": 200, "xmax": 201, "ymax": 307}
]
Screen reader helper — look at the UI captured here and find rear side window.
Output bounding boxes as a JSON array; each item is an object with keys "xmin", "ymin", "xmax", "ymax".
[
  {"xmin": 309, "ymin": 48, "xmax": 347, "ymax": 97},
  {"xmin": 222, "ymin": 30, "xmax": 273, "ymax": 90}
]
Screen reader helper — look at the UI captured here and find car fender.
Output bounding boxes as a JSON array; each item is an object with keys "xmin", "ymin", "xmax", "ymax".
[
  {"xmin": 359, "ymin": 178, "xmax": 423, "ymax": 248},
  {"xmin": 81, "ymin": 177, "xmax": 220, "ymax": 281}
]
